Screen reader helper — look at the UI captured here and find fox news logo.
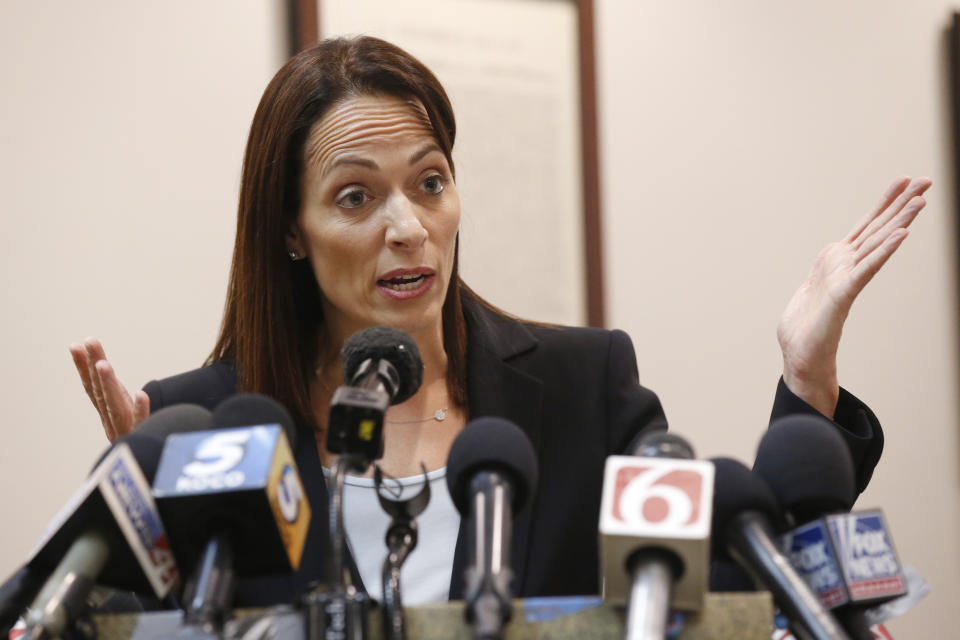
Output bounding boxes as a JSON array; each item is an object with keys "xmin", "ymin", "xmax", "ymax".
[
  {"xmin": 782, "ymin": 521, "xmax": 846, "ymax": 608},
  {"xmin": 830, "ymin": 512, "xmax": 905, "ymax": 600},
  {"xmin": 612, "ymin": 465, "xmax": 704, "ymax": 529}
]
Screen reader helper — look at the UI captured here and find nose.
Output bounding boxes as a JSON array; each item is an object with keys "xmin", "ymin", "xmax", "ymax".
[{"xmin": 383, "ymin": 193, "xmax": 428, "ymax": 249}]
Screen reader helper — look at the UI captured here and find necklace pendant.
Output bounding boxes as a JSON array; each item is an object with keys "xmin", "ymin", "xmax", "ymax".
[{"xmin": 434, "ymin": 409, "xmax": 446, "ymax": 422}]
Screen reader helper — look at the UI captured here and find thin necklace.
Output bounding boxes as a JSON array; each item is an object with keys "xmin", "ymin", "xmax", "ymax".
[{"xmin": 387, "ymin": 408, "xmax": 449, "ymax": 424}]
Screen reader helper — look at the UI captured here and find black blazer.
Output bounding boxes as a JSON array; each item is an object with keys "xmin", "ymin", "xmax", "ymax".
[{"xmin": 143, "ymin": 294, "xmax": 883, "ymax": 604}]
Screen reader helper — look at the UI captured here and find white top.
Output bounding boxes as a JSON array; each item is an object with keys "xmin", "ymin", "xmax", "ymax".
[{"xmin": 324, "ymin": 466, "xmax": 461, "ymax": 605}]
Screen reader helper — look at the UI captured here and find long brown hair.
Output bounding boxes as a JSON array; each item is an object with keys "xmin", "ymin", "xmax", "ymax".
[{"xmin": 209, "ymin": 36, "xmax": 472, "ymax": 430}]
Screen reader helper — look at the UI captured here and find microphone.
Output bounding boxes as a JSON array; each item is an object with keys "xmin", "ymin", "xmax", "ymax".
[
  {"xmin": 753, "ymin": 414, "xmax": 857, "ymax": 526},
  {"xmin": 754, "ymin": 415, "xmax": 906, "ymax": 637},
  {"xmin": 598, "ymin": 432, "xmax": 714, "ymax": 639},
  {"xmin": 711, "ymin": 457, "xmax": 851, "ymax": 640},
  {"xmin": 446, "ymin": 417, "xmax": 538, "ymax": 640},
  {"xmin": 20, "ymin": 404, "xmax": 210, "ymax": 640},
  {"xmin": 151, "ymin": 394, "xmax": 311, "ymax": 634},
  {"xmin": 327, "ymin": 326, "xmax": 423, "ymax": 464},
  {"xmin": 304, "ymin": 326, "xmax": 424, "ymax": 640}
]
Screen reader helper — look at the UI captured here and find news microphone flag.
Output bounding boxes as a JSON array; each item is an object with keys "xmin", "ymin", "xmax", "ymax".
[
  {"xmin": 598, "ymin": 455, "xmax": 713, "ymax": 609},
  {"xmin": 782, "ymin": 510, "xmax": 906, "ymax": 609},
  {"xmin": 27, "ymin": 443, "xmax": 178, "ymax": 597},
  {"xmin": 152, "ymin": 424, "xmax": 310, "ymax": 575}
]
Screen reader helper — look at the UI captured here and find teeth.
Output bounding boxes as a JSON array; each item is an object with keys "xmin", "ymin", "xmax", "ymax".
[{"xmin": 382, "ymin": 274, "xmax": 426, "ymax": 291}]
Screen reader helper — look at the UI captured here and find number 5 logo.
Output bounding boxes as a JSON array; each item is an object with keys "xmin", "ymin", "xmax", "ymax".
[
  {"xmin": 183, "ymin": 430, "xmax": 252, "ymax": 477},
  {"xmin": 613, "ymin": 466, "xmax": 703, "ymax": 529}
]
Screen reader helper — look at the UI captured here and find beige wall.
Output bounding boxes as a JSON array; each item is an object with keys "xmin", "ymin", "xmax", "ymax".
[
  {"xmin": 598, "ymin": 2, "xmax": 960, "ymax": 636},
  {"xmin": 1, "ymin": 1, "xmax": 956, "ymax": 636}
]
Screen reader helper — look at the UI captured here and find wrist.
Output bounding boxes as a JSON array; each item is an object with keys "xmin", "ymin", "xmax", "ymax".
[{"xmin": 782, "ymin": 367, "xmax": 840, "ymax": 418}]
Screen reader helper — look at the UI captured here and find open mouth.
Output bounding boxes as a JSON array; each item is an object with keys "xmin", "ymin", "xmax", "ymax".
[{"xmin": 378, "ymin": 273, "xmax": 428, "ymax": 291}]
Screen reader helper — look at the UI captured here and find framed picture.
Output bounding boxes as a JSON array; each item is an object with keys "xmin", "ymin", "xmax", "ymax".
[{"xmin": 289, "ymin": 0, "xmax": 604, "ymax": 327}]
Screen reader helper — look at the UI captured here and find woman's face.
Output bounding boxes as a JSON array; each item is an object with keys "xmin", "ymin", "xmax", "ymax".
[{"xmin": 289, "ymin": 93, "xmax": 460, "ymax": 347}]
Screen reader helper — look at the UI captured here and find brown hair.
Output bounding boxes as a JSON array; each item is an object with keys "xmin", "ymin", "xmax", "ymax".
[{"xmin": 209, "ymin": 36, "xmax": 473, "ymax": 430}]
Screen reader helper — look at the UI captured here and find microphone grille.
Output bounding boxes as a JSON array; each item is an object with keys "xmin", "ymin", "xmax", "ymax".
[
  {"xmin": 341, "ymin": 326, "xmax": 424, "ymax": 405},
  {"xmin": 710, "ymin": 457, "xmax": 782, "ymax": 558},
  {"xmin": 753, "ymin": 414, "xmax": 856, "ymax": 519},
  {"xmin": 446, "ymin": 417, "xmax": 538, "ymax": 515}
]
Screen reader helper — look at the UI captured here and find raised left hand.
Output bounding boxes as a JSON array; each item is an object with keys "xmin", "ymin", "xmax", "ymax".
[{"xmin": 776, "ymin": 176, "xmax": 931, "ymax": 417}]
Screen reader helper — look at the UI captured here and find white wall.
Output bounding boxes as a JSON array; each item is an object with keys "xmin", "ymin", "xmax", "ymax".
[
  {"xmin": 0, "ymin": 1, "xmax": 956, "ymax": 637},
  {"xmin": 598, "ymin": 2, "xmax": 960, "ymax": 636},
  {"xmin": 0, "ymin": 0, "xmax": 287, "ymax": 586}
]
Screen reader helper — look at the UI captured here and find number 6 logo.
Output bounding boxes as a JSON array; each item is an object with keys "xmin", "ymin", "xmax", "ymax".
[{"xmin": 613, "ymin": 466, "xmax": 703, "ymax": 529}]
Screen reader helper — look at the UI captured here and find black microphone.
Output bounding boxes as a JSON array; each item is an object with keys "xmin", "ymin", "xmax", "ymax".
[
  {"xmin": 711, "ymin": 457, "xmax": 851, "ymax": 640},
  {"xmin": 754, "ymin": 415, "xmax": 905, "ymax": 638},
  {"xmin": 446, "ymin": 417, "xmax": 538, "ymax": 640},
  {"xmin": 21, "ymin": 404, "xmax": 211, "ymax": 640},
  {"xmin": 598, "ymin": 432, "xmax": 714, "ymax": 639},
  {"xmin": 327, "ymin": 326, "xmax": 423, "ymax": 464},
  {"xmin": 305, "ymin": 326, "xmax": 425, "ymax": 640},
  {"xmin": 151, "ymin": 394, "xmax": 311, "ymax": 635},
  {"xmin": 753, "ymin": 414, "xmax": 856, "ymax": 526}
]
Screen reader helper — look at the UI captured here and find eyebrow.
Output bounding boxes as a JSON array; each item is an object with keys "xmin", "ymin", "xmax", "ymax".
[
  {"xmin": 326, "ymin": 143, "xmax": 443, "ymax": 176},
  {"xmin": 408, "ymin": 144, "xmax": 443, "ymax": 165},
  {"xmin": 330, "ymin": 156, "xmax": 378, "ymax": 171}
]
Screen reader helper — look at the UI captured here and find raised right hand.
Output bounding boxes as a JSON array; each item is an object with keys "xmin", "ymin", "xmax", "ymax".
[{"xmin": 69, "ymin": 337, "xmax": 150, "ymax": 442}]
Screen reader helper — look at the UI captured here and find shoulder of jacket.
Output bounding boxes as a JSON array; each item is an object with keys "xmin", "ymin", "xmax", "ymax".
[{"xmin": 142, "ymin": 360, "xmax": 237, "ymax": 412}]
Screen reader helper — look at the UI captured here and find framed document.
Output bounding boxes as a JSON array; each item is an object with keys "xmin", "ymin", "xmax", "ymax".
[{"xmin": 291, "ymin": 0, "xmax": 603, "ymax": 327}]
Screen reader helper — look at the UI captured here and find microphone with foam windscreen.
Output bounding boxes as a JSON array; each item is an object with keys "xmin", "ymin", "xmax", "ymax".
[
  {"xmin": 446, "ymin": 417, "xmax": 537, "ymax": 640},
  {"xmin": 327, "ymin": 325, "xmax": 424, "ymax": 465},
  {"xmin": 753, "ymin": 414, "xmax": 857, "ymax": 527},
  {"xmin": 151, "ymin": 394, "xmax": 311, "ymax": 635},
  {"xmin": 754, "ymin": 415, "xmax": 907, "ymax": 638},
  {"xmin": 711, "ymin": 457, "xmax": 850, "ymax": 640},
  {"xmin": 598, "ymin": 432, "xmax": 714, "ymax": 640},
  {"xmin": 19, "ymin": 404, "xmax": 211, "ymax": 640}
]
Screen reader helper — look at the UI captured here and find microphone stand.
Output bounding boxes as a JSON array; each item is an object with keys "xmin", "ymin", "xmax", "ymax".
[
  {"xmin": 624, "ymin": 550, "xmax": 678, "ymax": 640},
  {"xmin": 303, "ymin": 454, "xmax": 371, "ymax": 640},
  {"xmin": 375, "ymin": 464, "xmax": 431, "ymax": 640}
]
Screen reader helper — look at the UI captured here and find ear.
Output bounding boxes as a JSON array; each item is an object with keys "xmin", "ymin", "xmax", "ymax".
[{"xmin": 285, "ymin": 223, "xmax": 304, "ymax": 257}]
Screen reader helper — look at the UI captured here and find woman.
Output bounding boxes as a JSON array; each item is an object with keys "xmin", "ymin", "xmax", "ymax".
[{"xmin": 70, "ymin": 37, "xmax": 929, "ymax": 605}]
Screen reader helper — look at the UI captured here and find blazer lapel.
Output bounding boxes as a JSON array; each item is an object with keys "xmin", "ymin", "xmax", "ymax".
[{"xmin": 448, "ymin": 297, "xmax": 544, "ymax": 599}]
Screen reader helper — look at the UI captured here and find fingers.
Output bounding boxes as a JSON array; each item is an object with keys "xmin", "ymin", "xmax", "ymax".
[
  {"xmin": 844, "ymin": 175, "xmax": 910, "ymax": 243},
  {"xmin": 853, "ymin": 193, "xmax": 925, "ymax": 262},
  {"xmin": 849, "ymin": 177, "xmax": 931, "ymax": 251},
  {"xmin": 850, "ymin": 228, "xmax": 909, "ymax": 293},
  {"xmin": 69, "ymin": 342, "xmax": 96, "ymax": 403},
  {"xmin": 70, "ymin": 337, "xmax": 141, "ymax": 443},
  {"xmin": 134, "ymin": 390, "xmax": 151, "ymax": 425},
  {"xmin": 80, "ymin": 338, "xmax": 111, "ymax": 433},
  {"xmin": 96, "ymin": 359, "xmax": 137, "ymax": 441}
]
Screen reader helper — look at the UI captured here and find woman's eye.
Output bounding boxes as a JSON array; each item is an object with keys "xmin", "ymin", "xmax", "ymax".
[
  {"xmin": 336, "ymin": 188, "xmax": 370, "ymax": 209},
  {"xmin": 421, "ymin": 174, "xmax": 445, "ymax": 195}
]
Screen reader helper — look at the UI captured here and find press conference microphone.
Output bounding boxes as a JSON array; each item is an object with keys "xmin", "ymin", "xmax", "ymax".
[
  {"xmin": 21, "ymin": 404, "xmax": 210, "ymax": 640},
  {"xmin": 307, "ymin": 326, "xmax": 424, "ymax": 640},
  {"xmin": 711, "ymin": 457, "xmax": 850, "ymax": 640},
  {"xmin": 151, "ymin": 394, "xmax": 311, "ymax": 635},
  {"xmin": 753, "ymin": 414, "xmax": 857, "ymax": 526},
  {"xmin": 446, "ymin": 417, "xmax": 538, "ymax": 640},
  {"xmin": 598, "ymin": 432, "xmax": 713, "ymax": 640},
  {"xmin": 754, "ymin": 415, "xmax": 905, "ymax": 638},
  {"xmin": 327, "ymin": 325, "xmax": 424, "ymax": 464}
]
